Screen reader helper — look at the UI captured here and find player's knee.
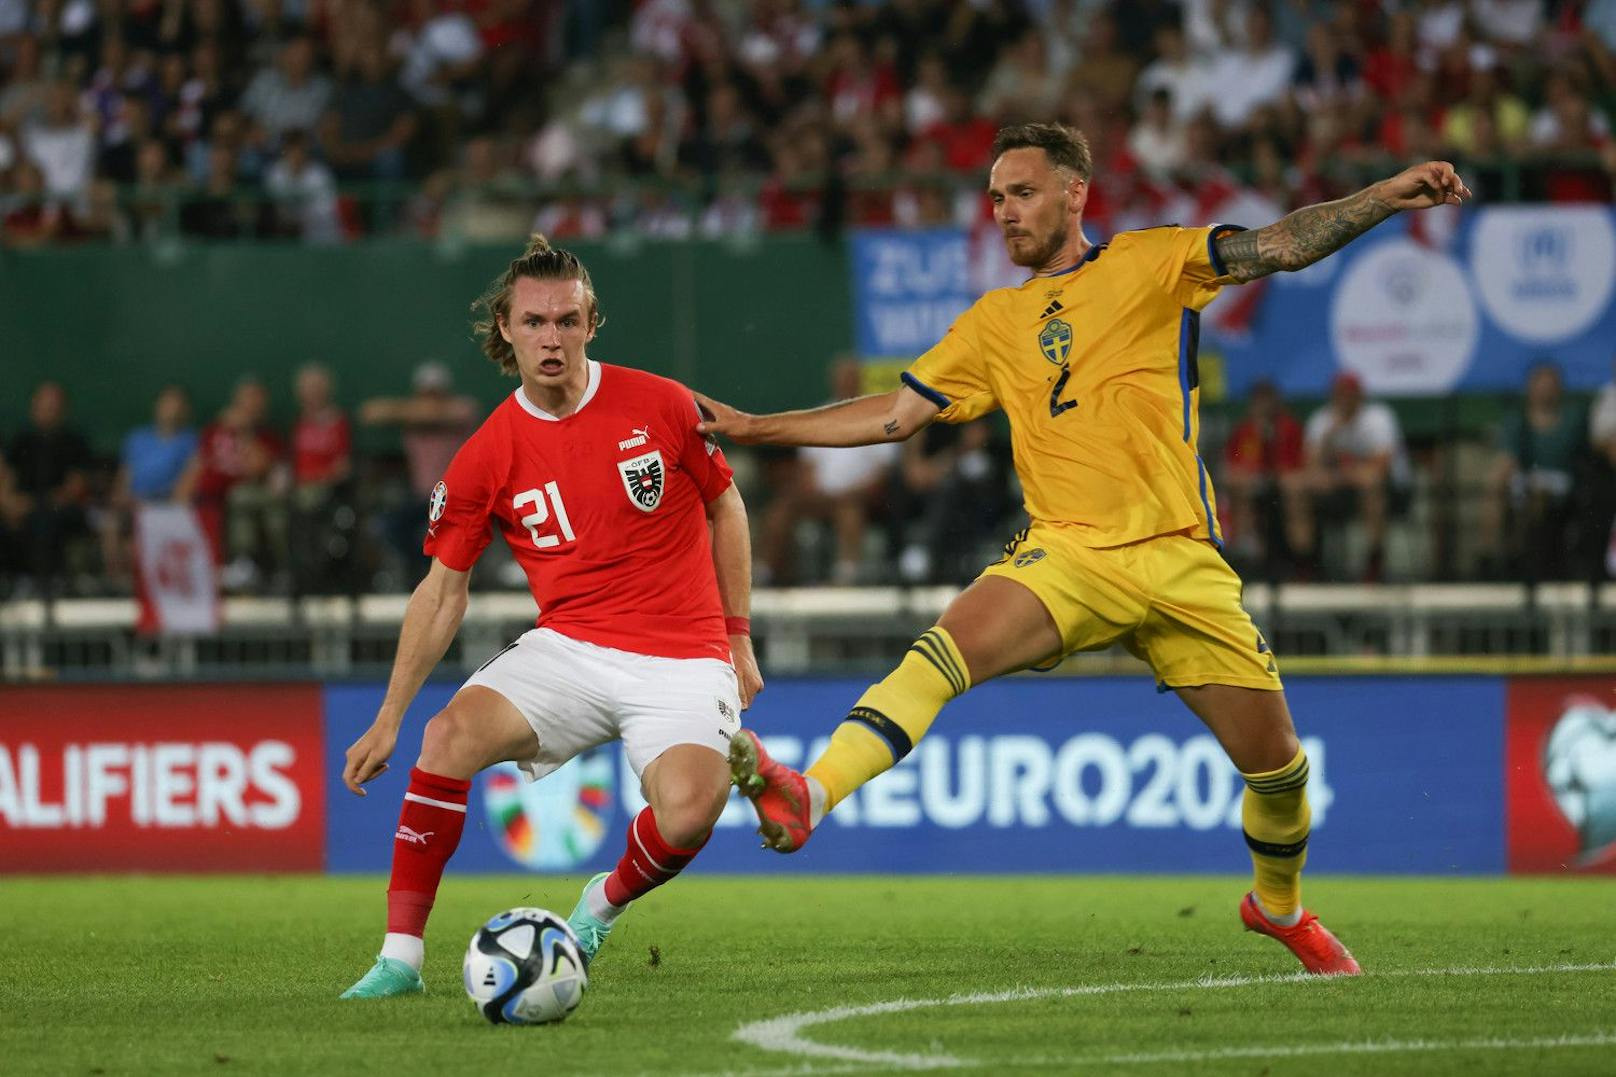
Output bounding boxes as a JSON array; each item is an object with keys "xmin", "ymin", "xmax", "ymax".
[
  {"xmin": 417, "ymin": 706, "xmax": 482, "ymax": 778},
  {"xmin": 652, "ymin": 778, "xmax": 728, "ymax": 849}
]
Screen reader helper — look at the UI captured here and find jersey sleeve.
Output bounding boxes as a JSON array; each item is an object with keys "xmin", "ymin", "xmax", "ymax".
[
  {"xmin": 679, "ymin": 393, "xmax": 734, "ymax": 503},
  {"xmin": 902, "ymin": 302, "xmax": 1000, "ymax": 424},
  {"xmin": 1137, "ymin": 224, "xmax": 1248, "ymax": 312},
  {"xmin": 421, "ymin": 430, "xmax": 497, "ymax": 571}
]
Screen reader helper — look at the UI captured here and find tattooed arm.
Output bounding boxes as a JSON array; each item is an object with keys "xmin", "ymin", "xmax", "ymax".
[{"xmin": 1214, "ymin": 161, "xmax": 1472, "ymax": 283}]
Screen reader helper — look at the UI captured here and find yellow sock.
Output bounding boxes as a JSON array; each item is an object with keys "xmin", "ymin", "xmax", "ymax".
[
  {"xmin": 1240, "ymin": 747, "xmax": 1311, "ymax": 918},
  {"xmin": 807, "ymin": 627, "xmax": 969, "ymax": 811}
]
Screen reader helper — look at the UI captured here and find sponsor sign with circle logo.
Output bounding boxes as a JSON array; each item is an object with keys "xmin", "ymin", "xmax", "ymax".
[
  {"xmin": 1329, "ymin": 239, "xmax": 1479, "ymax": 395},
  {"xmin": 1471, "ymin": 206, "xmax": 1616, "ymax": 344}
]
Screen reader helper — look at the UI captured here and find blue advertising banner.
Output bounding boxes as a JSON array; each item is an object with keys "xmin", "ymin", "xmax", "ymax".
[
  {"xmin": 1213, "ymin": 206, "xmax": 1616, "ymax": 399},
  {"xmin": 323, "ymin": 676, "xmax": 1505, "ymax": 876},
  {"xmin": 850, "ymin": 207, "xmax": 1616, "ymax": 398},
  {"xmin": 850, "ymin": 229, "xmax": 974, "ymax": 360}
]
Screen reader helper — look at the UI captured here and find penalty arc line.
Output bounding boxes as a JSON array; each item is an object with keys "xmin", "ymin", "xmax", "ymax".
[{"xmin": 729, "ymin": 960, "xmax": 1616, "ymax": 1071}]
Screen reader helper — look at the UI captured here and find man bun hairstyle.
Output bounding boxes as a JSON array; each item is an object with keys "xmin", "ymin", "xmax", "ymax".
[
  {"xmin": 472, "ymin": 233, "xmax": 604, "ymax": 378},
  {"xmin": 991, "ymin": 122, "xmax": 1093, "ymax": 182}
]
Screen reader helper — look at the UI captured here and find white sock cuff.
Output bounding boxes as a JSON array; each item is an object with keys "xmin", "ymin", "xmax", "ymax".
[
  {"xmin": 585, "ymin": 877, "xmax": 626, "ymax": 924},
  {"xmin": 381, "ymin": 931, "xmax": 424, "ymax": 971}
]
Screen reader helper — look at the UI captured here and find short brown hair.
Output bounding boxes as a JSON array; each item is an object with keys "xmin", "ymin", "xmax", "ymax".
[
  {"xmin": 471, "ymin": 234, "xmax": 604, "ymax": 377},
  {"xmin": 991, "ymin": 123, "xmax": 1093, "ymax": 182}
]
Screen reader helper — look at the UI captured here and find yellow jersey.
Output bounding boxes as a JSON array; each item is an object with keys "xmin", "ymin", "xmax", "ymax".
[{"xmin": 903, "ymin": 224, "xmax": 1240, "ymax": 549}]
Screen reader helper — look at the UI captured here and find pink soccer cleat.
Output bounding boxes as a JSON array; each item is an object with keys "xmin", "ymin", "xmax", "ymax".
[{"xmin": 728, "ymin": 730, "xmax": 814, "ymax": 853}]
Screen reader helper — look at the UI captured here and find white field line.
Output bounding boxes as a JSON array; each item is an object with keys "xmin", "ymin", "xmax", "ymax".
[
  {"xmin": 729, "ymin": 961, "xmax": 1616, "ymax": 1072},
  {"xmin": 1074, "ymin": 1029, "xmax": 1616, "ymax": 1067}
]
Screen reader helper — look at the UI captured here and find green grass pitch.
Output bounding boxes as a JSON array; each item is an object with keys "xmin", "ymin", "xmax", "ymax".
[{"xmin": 2, "ymin": 875, "xmax": 1612, "ymax": 1075}]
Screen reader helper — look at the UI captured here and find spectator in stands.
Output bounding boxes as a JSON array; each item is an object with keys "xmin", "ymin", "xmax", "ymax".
[
  {"xmin": 1221, "ymin": 380, "xmax": 1309, "ymax": 577},
  {"xmin": 1127, "ymin": 87, "xmax": 1186, "ymax": 180},
  {"xmin": 1135, "ymin": 23, "xmax": 1212, "ymax": 125},
  {"xmin": 196, "ymin": 377, "xmax": 288, "ymax": 592},
  {"xmin": 1207, "ymin": 4, "xmax": 1297, "ymax": 130},
  {"xmin": 1441, "ymin": 59, "xmax": 1530, "ymax": 157},
  {"xmin": 288, "ymin": 362, "xmax": 354, "ymax": 593},
  {"xmin": 1482, "ymin": 362, "xmax": 1588, "ymax": 580},
  {"xmin": 241, "ymin": 35, "xmax": 331, "ymax": 151},
  {"xmin": 180, "ymin": 144, "xmax": 247, "ymax": 239},
  {"xmin": 22, "ymin": 81, "xmax": 94, "ymax": 205},
  {"xmin": 1, "ymin": 160, "xmax": 64, "ymax": 247},
  {"xmin": 978, "ymin": 28, "xmax": 1062, "ymax": 123},
  {"xmin": 263, "ymin": 129, "xmax": 342, "ymax": 242},
  {"xmin": 0, "ymin": 34, "xmax": 49, "ymax": 128},
  {"xmin": 320, "ymin": 44, "xmax": 417, "ymax": 183},
  {"xmin": 1062, "ymin": 11, "xmax": 1139, "ymax": 114},
  {"xmin": 1302, "ymin": 372, "xmax": 1410, "ymax": 582},
  {"xmin": 891, "ymin": 420, "xmax": 1010, "ymax": 584},
  {"xmin": 102, "ymin": 385, "xmax": 199, "ymax": 587},
  {"xmin": 6, "ymin": 380, "xmax": 94, "ymax": 595},
  {"xmin": 759, "ymin": 357, "xmax": 898, "ymax": 586},
  {"xmin": 1590, "ymin": 355, "xmax": 1616, "ymax": 577},
  {"xmin": 359, "ymin": 360, "xmax": 477, "ymax": 586}
]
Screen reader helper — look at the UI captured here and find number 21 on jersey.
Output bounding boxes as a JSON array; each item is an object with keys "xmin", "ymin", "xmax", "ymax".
[{"xmin": 513, "ymin": 482, "xmax": 575, "ymax": 548}]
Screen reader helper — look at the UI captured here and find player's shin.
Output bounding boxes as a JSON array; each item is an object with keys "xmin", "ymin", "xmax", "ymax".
[
  {"xmin": 382, "ymin": 767, "xmax": 472, "ymax": 968},
  {"xmin": 593, "ymin": 806, "xmax": 708, "ymax": 918},
  {"xmin": 1240, "ymin": 748, "xmax": 1311, "ymax": 926},
  {"xmin": 806, "ymin": 626, "xmax": 970, "ymax": 815}
]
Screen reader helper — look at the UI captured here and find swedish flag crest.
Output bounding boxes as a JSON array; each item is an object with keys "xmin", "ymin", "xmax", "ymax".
[{"xmin": 1039, "ymin": 318, "xmax": 1073, "ymax": 365}]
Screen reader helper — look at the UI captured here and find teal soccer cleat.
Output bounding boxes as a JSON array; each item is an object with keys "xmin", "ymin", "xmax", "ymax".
[
  {"xmin": 566, "ymin": 872, "xmax": 617, "ymax": 964},
  {"xmin": 339, "ymin": 955, "xmax": 424, "ymax": 999}
]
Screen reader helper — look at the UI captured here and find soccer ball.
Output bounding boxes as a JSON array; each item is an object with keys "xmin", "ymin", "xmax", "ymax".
[{"xmin": 463, "ymin": 907, "xmax": 588, "ymax": 1025}]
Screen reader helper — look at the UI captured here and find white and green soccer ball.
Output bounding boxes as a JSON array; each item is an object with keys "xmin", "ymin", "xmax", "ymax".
[{"xmin": 463, "ymin": 907, "xmax": 588, "ymax": 1025}]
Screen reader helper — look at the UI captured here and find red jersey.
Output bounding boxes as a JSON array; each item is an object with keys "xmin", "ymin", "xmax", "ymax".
[
  {"xmin": 196, "ymin": 422, "xmax": 284, "ymax": 501},
  {"xmin": 424, "ymin": 361, "xmax": 734, "ymax": 662},
  {"xmin": 1224, "ymin": 412, "xmax": 1304, "ymax": 476},
  {"xmin": 292, "ymin": 408, "xmax": 351, "ymax": 484}
]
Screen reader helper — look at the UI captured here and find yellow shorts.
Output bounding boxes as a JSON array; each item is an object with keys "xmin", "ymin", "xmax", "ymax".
[{"xmin": 980, "ymin": 525, "xmax": 1282, "ymax": 691}]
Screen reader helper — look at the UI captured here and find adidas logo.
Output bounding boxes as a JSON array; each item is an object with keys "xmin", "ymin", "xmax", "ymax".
[
  {"xmin": 1039, "ymin": 299, "xmax": 1064, "ymax": 319},
  {"xmin": 483, "ymin": 968, "xmax": 497, "ymax": 987}
]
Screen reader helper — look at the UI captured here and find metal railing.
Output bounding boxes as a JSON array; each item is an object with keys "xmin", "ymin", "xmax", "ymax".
[{"xmin": 5, "ymin": 582, "xmax": 1616, "ymax": 682}]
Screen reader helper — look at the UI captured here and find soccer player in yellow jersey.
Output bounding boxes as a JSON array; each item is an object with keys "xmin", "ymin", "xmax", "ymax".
[{"xmin": 696, "ymin": 123, "xmax": 1470, "ymax": 976}]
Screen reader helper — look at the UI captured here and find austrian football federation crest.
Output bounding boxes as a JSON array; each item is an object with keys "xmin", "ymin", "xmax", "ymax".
[{"xmin": 617, "ymin": 450, "xmax": 665, "ymax": 512}]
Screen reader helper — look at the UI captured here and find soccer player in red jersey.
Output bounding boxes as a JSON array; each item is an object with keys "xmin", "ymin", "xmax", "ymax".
[{"xmin": 340, "ymin": 235, "xmax": 763, "ymax": 998}]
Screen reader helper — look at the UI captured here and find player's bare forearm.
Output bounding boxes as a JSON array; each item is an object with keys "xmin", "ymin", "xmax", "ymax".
[
  {"xmin": 376, "ymin": 560, "xmax": 470, "ymax": 729},
  {"xmin": 706, "ymin": 483, "xmax": 763, "ymax": 705},
  {"xmin": 706, "ymin": 485, "xmax": 752, "ymax": 619},
  {"xmin": 695, "ymin": 386, "xmax": 938, "ymax": 447},
  {"xmin": 1215, "ymin": 161, "xmax": 1471, "ymax": 283},
  {"xmin": 1215, "ymin": 188, "xmax": 1395, "ymax": 282}
]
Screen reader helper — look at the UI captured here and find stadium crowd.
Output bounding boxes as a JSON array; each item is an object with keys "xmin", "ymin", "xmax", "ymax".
[
  {"xmin": 5, "ymin": 351, "xmax": 1616, "ymax": 598},
  {"xmin": 1, "ymin": 0, "xmax": 1615, "ymax": 244}
]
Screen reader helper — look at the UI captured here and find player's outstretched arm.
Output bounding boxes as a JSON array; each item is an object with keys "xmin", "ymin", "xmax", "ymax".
[
  {"xmin": 342, "ymin": 557, "xmax": 471, "ymax": 795},
  {"xmin": 1214, "ymin": 161, "xmax": 1472, "ymax": 283},
  {"xmin": 694, "ymin": 385, "xmax": 940, "ymax": 448}
]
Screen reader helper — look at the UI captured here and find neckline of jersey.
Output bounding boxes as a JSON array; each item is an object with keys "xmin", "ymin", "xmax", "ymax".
[
  {"xmin": 1042, "ymin": 242, "xmax": 1107, "ymax": 278},
  {"xmin": 512, "ymin": 359, "xmax": 602, "ymax": 422}
]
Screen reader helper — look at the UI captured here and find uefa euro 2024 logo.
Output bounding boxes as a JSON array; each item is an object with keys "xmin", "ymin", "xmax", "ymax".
[
  {"xmin": 482, "ymin": 749, "xmax": 615, "ymax": 871},
  {"xmin": 1543, "ymin": 699, "xmax": 1616, "ymax": 866}
]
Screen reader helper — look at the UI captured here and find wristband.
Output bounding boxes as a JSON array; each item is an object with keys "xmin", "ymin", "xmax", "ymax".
[{"xmin": 725, "ymin": 616, "xmax": 751, "ymax": 637}]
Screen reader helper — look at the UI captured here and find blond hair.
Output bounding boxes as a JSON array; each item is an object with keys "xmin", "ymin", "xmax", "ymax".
[{"xmin": 471, "ymin": 234, "xmax": 604, "ymax": 377}]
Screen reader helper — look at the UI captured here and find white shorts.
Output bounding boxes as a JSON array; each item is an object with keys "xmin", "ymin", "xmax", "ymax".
[{"xmin": 461, "ymin": 627, "xmax": 742, "ymax": 782}]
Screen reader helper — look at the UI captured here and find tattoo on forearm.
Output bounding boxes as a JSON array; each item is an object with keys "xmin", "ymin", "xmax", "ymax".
[
  {"xmin": 883, "ymin": 420, "xmax": 900, "ymax": 436},
  {"xmin": 1215, "ymin": 186, "xmax": 1395, "ymax": 283}
]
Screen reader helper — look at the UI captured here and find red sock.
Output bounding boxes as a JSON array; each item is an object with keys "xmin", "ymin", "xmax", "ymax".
[
  {"xmin": 602, "ymin": 807, "xmax": 706, "ymax": 907},
  {"xmin": 385, "ymin": 767, "xmax": 471, "ymax": 937}
]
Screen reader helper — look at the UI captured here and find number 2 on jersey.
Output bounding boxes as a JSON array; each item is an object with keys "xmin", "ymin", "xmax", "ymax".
[
  {"xmin": 1049, "ymin": 365, "xmax": 1078, "ymax": 417},
  {"xmin": 513, "ymin": 482, "xmax": 575, "ymax": 548}
]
